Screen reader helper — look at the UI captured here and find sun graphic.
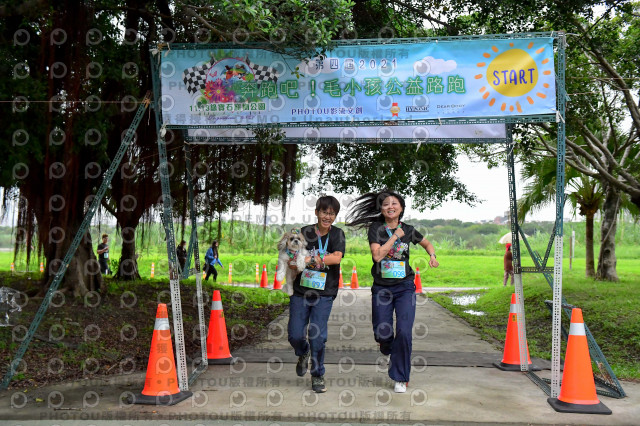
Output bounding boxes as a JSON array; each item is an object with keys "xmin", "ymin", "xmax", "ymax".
[{"xmin": 475, "ymin": 41, "xmax": 553, "ymax": 113}]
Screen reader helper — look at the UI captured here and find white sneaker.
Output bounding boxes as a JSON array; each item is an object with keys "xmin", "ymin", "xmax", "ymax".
[{"xmin": 394, "ymin": 381, "xmax": 407, "ymax": 393}]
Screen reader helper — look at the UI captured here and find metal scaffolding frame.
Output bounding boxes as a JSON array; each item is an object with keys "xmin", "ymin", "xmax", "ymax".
[{"xmin": 1, "ymin": 31, "xmax": 623, "ymax": 401}]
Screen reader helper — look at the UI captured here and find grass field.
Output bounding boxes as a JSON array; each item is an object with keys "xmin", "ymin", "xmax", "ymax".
[{"xmin": 429, "ymin": 268, "xmax": 640, "ymax": 381}]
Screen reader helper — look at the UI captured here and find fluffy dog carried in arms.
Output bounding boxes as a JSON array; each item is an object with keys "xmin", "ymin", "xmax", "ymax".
[{"xmin": 276, "ymin": 229, "xmax": 308, "ymax": 295}]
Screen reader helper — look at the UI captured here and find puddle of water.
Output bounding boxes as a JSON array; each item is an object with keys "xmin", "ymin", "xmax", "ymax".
[
  {"xmin": 450, "ymin": 294, "xmax": 480, "ymax": 306},
  {"xmin": 449, "ymin": 293, "xmax": 486, "ymax": 316},
  {"xmin": 463, "ymin": 309, "xmax": 486, "ymax": 316}
]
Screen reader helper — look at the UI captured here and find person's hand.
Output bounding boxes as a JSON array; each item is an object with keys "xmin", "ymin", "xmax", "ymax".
[
  {"xmin": 288, "ymin": 263, "xmax": 298, "ymax": 271},
  {"xmin": 429, "ymin": 257, "xmax": 439, "ymax": 268},
  {"xmin": 394, "ymin": 228, "xmax": 405, "ymax": 239}
]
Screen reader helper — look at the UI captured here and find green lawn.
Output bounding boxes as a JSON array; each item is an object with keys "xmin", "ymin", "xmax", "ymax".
[
  {"xmin": 429, "ymin": 269, "xmax": 640, "ymax": 381},
  {"xmin": 3, "ymin": 248, "xmax": 640, "ymax": 289}
]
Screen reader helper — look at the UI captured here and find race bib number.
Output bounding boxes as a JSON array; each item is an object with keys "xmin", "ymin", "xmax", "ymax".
[
  {"xmin": 381, "ymin": 260, "xmax": 406, "ymax": 279},
  {"xmin": 104, "ymin": 252, "xmax": 109, "ymax": 259},
  {"xmin": 300, "ymin": 269, "xmax": 327, "ymax": 290}
]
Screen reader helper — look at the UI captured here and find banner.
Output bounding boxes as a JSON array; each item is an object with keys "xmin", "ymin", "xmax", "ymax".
[
  {"xmin": 185, "ymin": 124, "xmax": 507, "ymax": 143},
  {"xmin": 160, "ymin": 37, "xmax": 556, "ymax": 127}
]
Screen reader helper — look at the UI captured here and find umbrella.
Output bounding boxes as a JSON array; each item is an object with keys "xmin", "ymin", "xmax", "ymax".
[{"xmin": 499, "ymin": 232, "xmax": 529, "ymax": 244}]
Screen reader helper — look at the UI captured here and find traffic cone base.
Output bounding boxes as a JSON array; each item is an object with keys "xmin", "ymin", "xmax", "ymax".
[
  {"xmin": 208, "ymin": 356, "xmax": 237, "ymax": 365},
  {"xmin": 492, "ymin": 360, "xmax": 540, "ymax": 371},
  {"xmin": 129, "ymin": 390, "xmax": 193, "ymax": 406},
  {"xmin": 547, "ymin": 398, "xmax": 611, "ymax": 415}
]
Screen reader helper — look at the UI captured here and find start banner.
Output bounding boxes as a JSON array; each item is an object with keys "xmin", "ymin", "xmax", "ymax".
[{"xmin": 159, "ymin": 37, "xmax": 556, "ymax": 127}]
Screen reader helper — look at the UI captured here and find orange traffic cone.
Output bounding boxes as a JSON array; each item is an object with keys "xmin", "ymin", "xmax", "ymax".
[
  {"xmin": 414, "ymin": 267, "xmax": 423, "ymax": 293},
  {"xmin": 338, "ymin": 266, "xmax": 344, "ymax": 289},
  {"xmin": 493, "ymin": 293, "xmax": 540, "ymax": 371},
  {"xmin": 350, "ymin": 266, "xmax": 359, "ymax": 289},
  {"xmin": 40, "ymin": 262, "xmax": 44, "ymax": 273},
  {"xmin": 548, "ymin": 309, "xmax": 611, "ymax": 414},
  {"xmin": 273, "ymin": 265, "xmax": 282, "ymax": 290},
  {"xmin": 260, "ymin": 264, "xmax": 268, "ymax": 288},
  {"xmin": 206, "ymin": 290, "xmax": 236, "ymax": 365},
  {"xmin": 130, "ymin": 304, "xmax": 192, "ymax": 405}
]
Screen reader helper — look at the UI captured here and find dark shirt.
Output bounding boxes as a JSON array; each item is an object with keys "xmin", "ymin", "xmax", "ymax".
[
  {"xmin": 97, "ymin": 243, "xmax": 108, "ymax": 262},
  {"xmin": 292, "ymin": 225, "xmax": 346, "ymax": 298},
  {"xmin": 367, "ymin": 221, "xmax": 424, "ymax": 285},
  {"xmin": 177, "ymin": 245, "xmax": 187, "ymax": 265}
]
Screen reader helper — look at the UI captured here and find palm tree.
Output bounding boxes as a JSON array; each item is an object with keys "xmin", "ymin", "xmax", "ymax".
[{"xmin": 518, "ymin": 157, "xmax": 603, "ymax": 277}]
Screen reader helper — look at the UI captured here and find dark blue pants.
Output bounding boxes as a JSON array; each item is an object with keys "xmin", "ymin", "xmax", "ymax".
[
  {"xmin": 288, "ymin": 294, "xmax": 334, "ymax": 377},
  {"xmin": 371, "ymin": 279, "xmax": 416, "ymax": 382}
]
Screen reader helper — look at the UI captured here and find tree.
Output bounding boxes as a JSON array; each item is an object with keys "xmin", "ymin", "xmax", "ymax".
[
  {"xmin": 0, "ymin": 0, "xmax": 356, "ymax": 293},
  {"xmin": 518, "ymin": 157, "xmax": 604, "ymax": 277},
  {"xmin": 401, "ymin": 0, "xmax": 640, "ymax": 280}
]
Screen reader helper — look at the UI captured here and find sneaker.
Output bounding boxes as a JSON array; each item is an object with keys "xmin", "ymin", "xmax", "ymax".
[
  {"xmin": 312, "ymin": 375, "xmax": 327, "ymax": 393},
  {"xmin": 296, "ymin": 351, "xmax": 310, "ymax": 376},
  {"xmin": 394, "ymin": 381, "xmax": 407, "ymax": 393}
]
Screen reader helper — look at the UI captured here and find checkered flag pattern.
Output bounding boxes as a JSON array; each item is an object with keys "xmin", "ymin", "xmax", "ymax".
[
  {"xmin": 245, "ymin": 57, "xmax": 279, "ymax": 86},
  {"xmin": 182, "ymin": 58, "xmax": 215, "ymax": 95}
]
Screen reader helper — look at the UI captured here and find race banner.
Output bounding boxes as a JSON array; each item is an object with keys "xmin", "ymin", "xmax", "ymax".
[
  {"xmin": 185, "ymin": 124, "xmax": 507, "ymax": 143},
  {"xmin": 159, "ymin": 37, "xmax": 556, "ymax": 127}
]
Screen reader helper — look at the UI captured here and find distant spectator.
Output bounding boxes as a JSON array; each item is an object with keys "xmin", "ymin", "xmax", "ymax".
[
  {"xmin": 97, "ymin": 234, "xmax": 111, "ymax": 275},
  {"xmin": 204, "ymin": 240, "xmax": 222, "ymax": 281},
  {"xmin": 176, "ymin": 240, "xmax": 187, "ymax": 272},
  {"xmin": 503, "ymin": 243, "xmax": 514, "ymax": 286}
]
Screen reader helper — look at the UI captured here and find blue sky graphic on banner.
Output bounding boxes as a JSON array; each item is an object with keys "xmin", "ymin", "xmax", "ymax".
[{"xmin": 160, "ymin": 38, "xmax": 556, "ymax": 127}]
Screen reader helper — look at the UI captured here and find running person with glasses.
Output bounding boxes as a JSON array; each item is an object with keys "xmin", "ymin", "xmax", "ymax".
[
  {"xmin": 347, "ymin": 189, "xmax": 439, "ymax": 393},
  {"xmin": 287, "ymin": 196, "xmax": 346, "ymax": 393}
]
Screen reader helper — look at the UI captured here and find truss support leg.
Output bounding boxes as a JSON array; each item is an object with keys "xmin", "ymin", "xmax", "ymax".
[{"xmin": 0, "ymin": 93, "xmax": 153, "ymax": 390}]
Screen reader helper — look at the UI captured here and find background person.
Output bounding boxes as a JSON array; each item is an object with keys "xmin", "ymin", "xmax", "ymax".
[
  {"xmin": 503, "ymin": 242, "xmax": 514, "ymax": 286},
  {"xmin": 177, "ymin": 240, "xmax": 187, "ymax": 273},
  {"xmin": 204, "ymin": 240, "xmax": 221, "ymax": 281},
  {"xmin": 97, "ymin": 233, "xmax": 111, "ymax": 275},
  {"xmin": 288, "ymin": 196, "xmax": 346, "ymax": 394},
  {"xmin": 347, "ymin": 189, "xmax": 439, "ymax": 393}
]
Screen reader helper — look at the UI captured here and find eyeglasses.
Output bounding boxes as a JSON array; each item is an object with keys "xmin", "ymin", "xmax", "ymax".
[{"xmin": 318, "ymin": 210, "xmax": 336, "ymax": 218}]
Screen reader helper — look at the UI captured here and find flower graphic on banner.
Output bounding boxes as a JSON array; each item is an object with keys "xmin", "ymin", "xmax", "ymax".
[
  {"xmin": 476, "ymin": 41, "xmax": 554, "ymax": 113},
  {"xmin": 204, "ymin": 80, "xmax": 235, "ymax": 103}
]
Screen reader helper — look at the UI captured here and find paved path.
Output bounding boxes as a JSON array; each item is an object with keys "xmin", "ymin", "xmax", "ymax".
[{"xmin": 1, "ymin": 289, "xmax": 638, "ymax": 425}]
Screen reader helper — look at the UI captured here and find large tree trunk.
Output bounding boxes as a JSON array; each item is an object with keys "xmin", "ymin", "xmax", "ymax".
[
  {"xmin": 117, "ymin": 223, "xmax": 141, "ymax": 280},
  {"xmin": 596, "ymin": 184, "xmax": 619, "ymax": 281},
  {"xmin": 44, "ymin": 228, "xmax": 103, "ymax": 297},
  {"xmin": 585, "ymin": 213, "xmax": 596, "ymax": 278}
]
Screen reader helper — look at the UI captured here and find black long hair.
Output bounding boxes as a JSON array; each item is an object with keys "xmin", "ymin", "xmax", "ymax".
[{"xmin": 346, "ymin": 189, "xmax": 406, "ymax": 229}]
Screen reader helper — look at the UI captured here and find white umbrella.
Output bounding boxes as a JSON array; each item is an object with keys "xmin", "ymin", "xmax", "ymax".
[{"xmin": 499, "ymin": 232, "xmax": 529, "ymax": 244}]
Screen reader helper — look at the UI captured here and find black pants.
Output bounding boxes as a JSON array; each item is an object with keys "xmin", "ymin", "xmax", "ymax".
[
  {"xmin": 205, "ymin": 264, "xmax": 217, "ymax": 281},
  {"xmin": 99, "ymin": 260, "xmax": 110, "ymax": 275}
]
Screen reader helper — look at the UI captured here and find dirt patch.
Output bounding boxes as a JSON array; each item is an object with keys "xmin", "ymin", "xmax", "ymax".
[{"xmin": 0, "ymin": 275, "xmax": 287, "ymax": 389}]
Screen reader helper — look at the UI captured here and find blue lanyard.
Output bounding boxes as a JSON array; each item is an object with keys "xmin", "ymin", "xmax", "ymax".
[
  {"xmin": 315, "ymin": 226, "xmax": 330, "ymax": 258},
  {"xmin": 385, "ymin": 222, "xmax": 402, "ymax": 249}
]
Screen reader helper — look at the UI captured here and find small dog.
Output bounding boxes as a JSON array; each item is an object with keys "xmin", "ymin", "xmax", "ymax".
[{"xmin": 276, "ymin": 229, "xmax": 309, "ymax": 295}]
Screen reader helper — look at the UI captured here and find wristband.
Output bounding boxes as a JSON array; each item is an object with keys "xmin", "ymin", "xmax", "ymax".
[{"xmin": 430, "ymin": 253, "xmax": 437, "ymax": 259}]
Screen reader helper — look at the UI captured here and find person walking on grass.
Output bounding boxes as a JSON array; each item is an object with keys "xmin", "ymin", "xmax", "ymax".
[
  {"xmin": 204, "ymin": 240, "xmax": 222, "ymax": 281},
  {"xmin": 347, "ymin": 189, "xmax": 439, "ymax": 393},
  {"xmin": 503, "ymin": 242, "xmax": 514, "ymax": 286},
  {"xmin": 288, "ymin": 196, "xmax": 346, "ymax": 393},
  {"xmin": 177, "ymin": 240, "xmax": 187, "ymax": 273},
  {"xmin": 97, "ymin": 233, "xmax": 111, "ymax": 276}
]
